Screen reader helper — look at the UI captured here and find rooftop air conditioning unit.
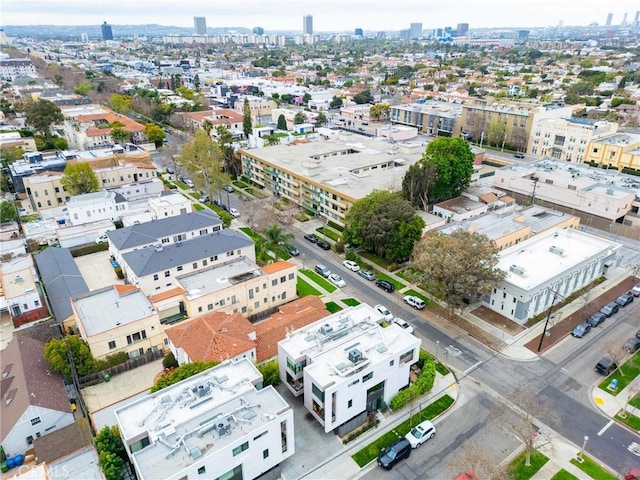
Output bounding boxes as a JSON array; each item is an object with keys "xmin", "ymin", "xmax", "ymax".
[
  {"xmin": 320, "ymin": 323, "xmax": 333, "ymax": 335},
  {"xmin": 509, "ymin": 265, "xmax": 526, "ymax": 276},
  {"xmin": 348, "ymin": 349, "xmax": 363, "ymax": 364},
  {"xmin": 549, "ymin": 245, "xmax": 565, "ymax": 256}
]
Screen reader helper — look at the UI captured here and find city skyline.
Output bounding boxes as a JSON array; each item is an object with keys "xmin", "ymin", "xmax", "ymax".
[{"xmin": 3, "ymin": 0, "xmax": 636, "ymax": 31}]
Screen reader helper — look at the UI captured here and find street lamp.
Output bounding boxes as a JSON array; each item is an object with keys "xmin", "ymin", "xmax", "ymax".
[
  {"xmin": 579, "ymin": 435, "xmax": 589, "ymax": 460},
  {"xmin": 435, "ymin": 340, "xmax": 440, "ymax": 362},
  {"xmin": 302, "ymin": 253, "xmax": 305, "ymax": 271}
]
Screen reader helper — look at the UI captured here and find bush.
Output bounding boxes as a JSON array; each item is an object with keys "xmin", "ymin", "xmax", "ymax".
[
  {"xmin": 70, "ymin": 242, "xmax": 109, "ymax": 257},
  {"xmin": 162, "ymin": 352, "xmax": 178, "ymax": 369},
  {"xmin": 389, "ymin": 355, "xmax": 436, "ymax": 410},
  {"xmin": 346, "ymin": 249, "xmax": 359, "ymax": 262},
  {"xmin": 334, "ymin": 241, "xmax": 345, "ymax": 253},
  {"xmin": 114, "ymin": 266, "xmax": 124, "ymax": 279},
  {"xmin": 151, "ymin": 361, "xmax": 217, "ymax": 392}
]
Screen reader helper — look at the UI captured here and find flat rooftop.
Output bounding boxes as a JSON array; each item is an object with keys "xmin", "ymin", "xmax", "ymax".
[
  {"xmin": 391, "ymin": 101, "xmax": 462, "ymax": 118},
  {"xmin": 498, "ymin": 228, "xmax": 620, "ymax": 291},
  {"xmin": 115, "ymin": 359, "xmax": 288, "ymax": 480},
  {"xmin": 178, "ymin": 256, "xmax": 263, "ymax": 299},
  {"xmin": 73, "ymin": 286, "xmax": 156, "ymax": 336}
]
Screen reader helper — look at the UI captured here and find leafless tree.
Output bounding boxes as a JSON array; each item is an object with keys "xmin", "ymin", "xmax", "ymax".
[
  {"xmin": 603, "ymin": 339, "xmax": 628, "ymax": 377},
  {"xmin": 447, "ymin": 438, "xmax": 509, "ymax": 480}
]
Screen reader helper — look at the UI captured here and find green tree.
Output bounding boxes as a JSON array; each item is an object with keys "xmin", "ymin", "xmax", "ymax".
[
  {"xmin": 61, "ymin": 162, "xmax": 100, "ymax": 195},
  {"xmin": 151, "ymin": 361, "xmax": 218, "ymax": 392},
  {"xmin": 1, "ymin": 146, "xmax": 25, "ymax": 164},
  {"xmin": 109, "ymin": 93, "xmax": 132, "ymax": 113},
  {"xmin": 293, "ymin": 111, "xmax": 307, "ymax": 125},
  {"xmin": 314, "ymin": 112, "xmax": 327, "ymax": 126},
  {"xmin": 95, "ymin": 425, "xmax": 126, "ymax": 480},
  {"xmin": 0, "ymin": 199, "xmax": 18, "ymax": 223},
  {"xmin": 264, "ymin": 134, "xmax": 281, "ymax": 146},
  {"xmin": 144, "ymin": 123, "xmax": 165, "ymax": 146},
  {"xmin": 44, "ymin": 334, "xmax": 96, "ymax": 380},
  {"xmin": 402, "ymin": 160, "xmax": 437, "ymax": 211},
  {"xmin": 257, "ymin": 360, "xmax": 280, "ymax": 387},
  {"xmin": 277, "ymin": 114, "xmax": 287, "ymax": 130},
  {"xmin": 242, "ymin": 98, "xmax": 253, "ymax": 138},
  {"xmin": 74, "ymin": 81, "xmax": 92, "ymax": 96},
  {"xmin": 25, "ymin": 99, "xmax": 63, "ymax": 136},
  {"xmin": 260, "ymin": 224, "xmax": 294, "ymax": 262},
  {"xmin": 487, "ymin": 118, "xmax": 507, "ymax": 147},
  {"xmin": 215, "ymin": 125, "xmax": 241, "ymax": 177},
  {"xmin": 353, "ymin": 90, "xmax": 374, "ymax": 104},
  {"xmin": 369, "ymin": 103, "xmax": 390, "ymax": 120},
  {"xmin": 329, "ymin": 96, "xmax": 343, "ymax": 109},
  {"xmin": 110, "ymin": 124, "xmax": 130, "ymax": 144},
  {"xmin": 411, "ymin": 230, "xmax": 506, "ymax": 317},
  {"xmin": 421, "ymin": 137, "xmax": 474, "ymax": 203},
  {"xmin": 178, "ymin": 130, "xmax": 228, "ymax": 201},
  {"xmin": 343, "ymin": 190, "xmax": 425, "ymax": 263},
  {"xmin": 202, "ymin": 119, "xmax": 214, "ymax": 136}
]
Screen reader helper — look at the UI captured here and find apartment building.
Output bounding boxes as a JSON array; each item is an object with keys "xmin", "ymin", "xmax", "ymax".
[
  {"xmin": 3, "ymin": 266, "xmax": 48, "ymax": 327},
  {"xmin": 182, "ymin": 108, "xmax": 243, "ymax": 133},
  {"xmin": 72, "ymin": 285, "xmax": 164, "ymax": 360},
  {"xmin": 64, "ymin": 190, "xmax": 127, "ymax": 226},
  {"xmin": 240, "ymin": 133, "xmax": 425, "ymax": 226},
  {"xmin": 0, "ymin": 58, "xmax": 36, "ymax": 81},
  {"xmin": 278, "ymin": 304, "xmax": 421, "ymax": 434},
  {"xmin": 583, "ymin": 132, "xmax": 640, "ymax": 171},
  {"xmin": 528, "ymin": 116, "xmax": 617, "ymax": 162},
  {"xmin": 486, "ymin": 228, "xmax": 620, "ymax": 323},
  {"xmin": 148, "ymin": 191, "xmax": 193, "ymax": 219},
  {"xmin": 390, "ymin": 101, "xmax": 462, "ymax": 136},
  {"xmin": 114, "ymin": 359, "xmax": 295, "ymax": 480}
]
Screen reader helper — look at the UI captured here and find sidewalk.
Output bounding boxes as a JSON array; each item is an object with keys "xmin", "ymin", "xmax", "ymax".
[{"xmin": 592, "ymin": 366, "xmax": 640, "ymax": 421}]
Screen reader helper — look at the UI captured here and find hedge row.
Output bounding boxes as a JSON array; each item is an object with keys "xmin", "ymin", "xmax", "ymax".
[{"xmin": 389, "ymin": 353, "xmax": 436, "ymax": 411}]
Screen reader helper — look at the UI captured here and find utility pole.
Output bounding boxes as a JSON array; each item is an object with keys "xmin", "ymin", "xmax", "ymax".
[{"xmin": 530, "ymin": 176, "xmax": 539, "ymax": 205}]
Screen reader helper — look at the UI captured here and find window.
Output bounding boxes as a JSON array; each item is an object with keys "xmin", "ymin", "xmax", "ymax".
[
  {"xmin": 280, "ymin": 276, "xmax": 286, "ymax": 283},
  {"xmin": 153, "ymin": 274, "xmax": 159, "ymax": 281},
  {"xmin": 31, "ymin": 417, "xmax": 41, "ymax": 426},
  {"xmin": 281, "ymin": 421, "xmax": 288, "ymax": 453},
  {"xmin": 272, "ymin": 279, "xmax": 278, "ymax": 286},
  {"xmin": 263, "ymin": 449, "xmax": 269, "ymax": 459},
  {"xmin": 108, "ymin": 340, "xmax": 116, "ymax": 350},
  {"xmin": 289, "ymin": 273, "xmax": 294, "ymax": 280},
  {"xmin": 34, "ymin": 300, "xmax": 40, "ymax": 307},
  {"xmin": 254, "ymin": 431, "xmax": 268, "ymax": 441},
  {"xmin": 362, "ymin": 372, "xmax": 373, "ymax": 382},
  {"xmin": 232, "ymin": 441, "xmax": 249, "ymax": 456},
  {"xmin": 208, "ymin": 303, "xmax": 213, "ymax": 311},
  {"xmin": 312, "ymin": 383, "xmax": 325, "ymax": 401},
  {"xmin": 389, "ymin": 359, "xmax": 395, "ymax": 366},
  {"xmin": 198, "ymin": 467, "xmax": 206, "ymax": 475},
  {"xmin": 348, "ymin": 399, "xmax": 353, "ymax": 408},
  {"xmin": 400, "ymin": 350, "xmax": 414, "ymax": 364},
  {"xmin": 164, "ymin": 271, "xmax": 170, "ymax": 277}
]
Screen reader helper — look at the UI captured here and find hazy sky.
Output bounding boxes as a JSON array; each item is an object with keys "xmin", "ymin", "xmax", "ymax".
[{"xmin": 3, "ymin": 0, "xmax": 638, "ymax": 30}]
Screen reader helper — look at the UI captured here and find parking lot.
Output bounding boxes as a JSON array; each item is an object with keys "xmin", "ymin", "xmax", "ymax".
[{"xmin": 74, "ymin": 250, "xmax": 125, "ymax": 290}]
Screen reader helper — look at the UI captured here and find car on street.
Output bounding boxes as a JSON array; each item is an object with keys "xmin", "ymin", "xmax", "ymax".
[
  {"xmin": 624, "ymin": 338, "xmax": 640, "ymax": 354},
  {"xmin": 214, "ymin": 199, "xmax": 223, "ymax": 207},
  {"xmin": 571, "ymin": 322, "xmax": 591, "ymax": 338},
  {"xmin": 285, "ymin": 245, "xmax": 299, "ymax": 256},
  {"xmin": 392, "ymin": 317, "xmax": 414, "ymax": 334},
  {"xmin": 184, "ymin": 178, "xmax": 195, "ymax": 188},
  {"xmin": 595, "ymin": 356, "xmax": 618, "ymax": 375},
  {"xmin": 636, "ymin": 329, "xmax": 640, "ymax": 340},
  {"xmin": 314, "ymin": 265, "xmax": 331, "ymax": 278},
  {"xmin": 328, "ymin": 274, "xmax": 346, "ymax": 288},
  {"xmin": 375, "ymin": 304, "xmax": 393, "ymax": 322},
  {"xmin": 304, "ymin": 234, "xmax": 318, "ymax": 243},
  {"xmin": 229, "ymin": 207, "xmax": 240, "ymax": 217},
  {"xmin": 316, "ymin": 240, "xmax": 331, "ymax": 250},
  {"xmin": 404, "ymin": 295, "xmax": 426, "ymax": 310},
  {"xmin": 166, "ymin": 166, "xmax": 175, "ymax": 174},
  {"xmin": 376, "ymin": 279, "xmax": 395, "ymax": 293},
  {"xmin": 358, "ymin": 269, "xmax": 376, "ymax": 281},
  {"xmin": 95, "ymin": 234, "xmax": 108, "ymax": 244},
  {"xmin": 600, "ymin": 302, "xmax": 620, "ymax": 317},
  {"xmin": 199, "ymin": 194, "xmax": 210, "ymax": 203},
  {"xmin": 223, "ymin": 185, "xmax": 234, "ymax": 193},
  {"xmin": 377, "ymin": 438, "xmax": 411, "ymax": 470},
  {"xmin": 586, "ymin": 312, "xmax": 606, "ymax": 328},
  {"xmin": 632, "ymin": 283, "xmax": 640, "ymax": 297},
  {"xmin": 513, "ymin": 153, "xmax": 525, "ymax": 159},
  {"xmin": 342, "ymin": 260, "xmax": 360, "ymax": 272},
  {"xmin": 615, "ymin": 292, "xmax": 634, "ymax": 307},
  {"xmin": 405, "ymin": 419, "xmax": 436, "ymax": 448}
]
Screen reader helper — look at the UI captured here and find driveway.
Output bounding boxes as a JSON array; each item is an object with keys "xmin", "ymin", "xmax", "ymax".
[{"xmin": 74, "ymin": 250, "xmax": 124, "ymax": 290}]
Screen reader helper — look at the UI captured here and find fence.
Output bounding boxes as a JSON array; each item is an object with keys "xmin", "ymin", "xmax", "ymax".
[{"xmin": 78, "ymin": 349, "xmax": 164, "ymax": 387}]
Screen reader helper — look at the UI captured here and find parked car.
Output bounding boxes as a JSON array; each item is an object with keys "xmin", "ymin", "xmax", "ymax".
[
  {"xmin": 405, "ymin": 419, "xmax": 435, "ymax": 448},
  {"xmin": 624, "ymin": 338, "xmax": 640, "ymax": 354},
  {"xmin": 615, "ymin": 292, "xmax": 634, "ymax": 307},
  {"xmin": 316, "ymin": 241, "xmax": 331, "ymax": 250},
  {"xmin": 285, "ymin": 244, "xmax": 299, "ymax": 256},
  {"xmin": 328, "ymin": 273, "xmax": 346, "ymax": 288},
  {"xmin": 358, "ymin": 269, "xmax": 376, "ymax": 281},
  {"xmin": 377, "ymin": 438, "xmax": 411, "ymax": 470},
  {"xmin": 314, "ymin": 265, "xmax": 331, "ymax": 278},
  {"xmin": 599, "ymin": 302, "xmax": 620, "ymax": 317},
  {"xmin": 636, "ymin": 329, "xmax": 640, "ymax": 340},
  {"xmin": 571, "ymin": 322, "xmax": 591, "ymax": 338},
  {"xmin": 392, "ymin": 317, "xmax": 414, "ymax": 334},
  {"xmin": 229, "ymin": 207, "xmax": 240, "ymax": 217},
  {"xmin": 199, "ymin": 195, "xmax": 210, "ymax": 203},
  {"xmin": 375, "ymin": 304, "xmax": 393, "ymax": 322},
  {"xmin": 342, "ymin": 260, "xmax": 360, "ymax": 272},
  {"xmin": 595, "ymin": 356, "xmax": 618, "ymax": 376},
  {"xmin": 632, "ymin": 283, "xmax": 640, "ymax": 297},
  {"xmin": 213, "ymin": 199, "xmax": 223, "ymax": 207},
  {"xmin": 184, "ymin": 178, "xmax": 195, "ymax": 188},
  {"xmin": 95, "ymin": 234, "xmax": 108, "ymax": 244},
  {"xmin": 165, "ymin": 166, "xmax": 175, "ymax": 174},
  {"xmin": 223, "ymin": 184, "xmax": 234, "ymax": 193},
  {"xmin": 304, "ymin": 234, "xmax": 318, "ymax": 243},
  {"xmin": 586, "ymin": 312, "xmax": 606, "ymax": 328},
  {"xmin": 404, "ymin": 295, "xmax": 426, "ymax": 310},
  {"xmin": 376, "ymin": 279, "xmax": 395, "ymax": 293},
  {"xmin": 513, "ymin": 153, "xmax": 525, "ymax": 159}
]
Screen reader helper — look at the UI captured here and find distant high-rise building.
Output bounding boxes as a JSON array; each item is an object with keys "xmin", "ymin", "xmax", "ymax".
[
  {"xmin": 409, "ymin": 22, "xmax": 422, "ymax": 39},
  {"xmin": 436, "ymin": 28, "xmax": 443, "ymax": 37},
  {"xmin": 354, "ymin": 28, "xmax": 363, "ymax": 37},
  {"xmin": 456, "ymin": 23, "xmax": 469, "ymax": 36},
  {"xmin": 517, "ymin": 30, "xmax": 529, "ymax": 38},
  {"xmin": 303, "ymin": 15, "xmax": 313, "ymax": 35},
  {"xmin": 634, "ymin": 11, "xmax": 640, "ymax": 25},
  {"xmin": 80, "ymin": 32, "xmax": 88, "ymax": 42},
  {"xmin": 194, "ymin": 16, "xmax": 207, "ymax": 35},
  {"xmin": 253, "ymin": 26, "xmax": 264, "ymax": 35},
  {"xmin": 101, "ymin": 21, "xmax": 113, "ymax": 41},
  {"xmin": 621, "ymin": 12, "xmax": 628, "ymax": 25},
  {"xmin": 377, "ymin": 31, "xmax": 385, "ymax": 39},
  {"xmin": 605, "ymin": 13, "xmax": 613, "ymax": 26}
]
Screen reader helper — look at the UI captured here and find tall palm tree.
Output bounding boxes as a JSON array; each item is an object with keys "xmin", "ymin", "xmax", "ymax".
[
  {"xmin": 202, "ymin": 119, "xmax": 213, "ymax": 137},
  {"xmin": 262, "ymin": 224, "xmax": 293, "ymax": 262}
]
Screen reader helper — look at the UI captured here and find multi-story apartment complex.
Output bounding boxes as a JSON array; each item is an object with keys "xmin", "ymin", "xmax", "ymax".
[
  {"xmin": 240, "ymin": 133, "xmax": 425, "ymax": 226},
  {"xmin": 583, "ymin": 132, "xmax": 640, "ymax": 171},
  {"xmin": 114, "ymin": 359, "xmax": 295, "ymax": 480},
  {"xmin": 528, "ymin": 116, "xmax": 617, "ymax": 162},
  {"xmin": 390, "ymin": 102, "xmax": 462, "ymax": 136},
  {"xmin": 278, "ymin": 304, "xmax": 421, "ymax": 434},
  {"xmin": 0, "ymin": 58, "xmax": 36, "ymax": 81}
]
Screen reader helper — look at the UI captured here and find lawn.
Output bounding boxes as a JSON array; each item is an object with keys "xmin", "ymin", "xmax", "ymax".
[
  {"xmin": 300, "ymin": 269, "xmax": 337, "ymax": 293},
  {"xmin": 316, "ymin": 227, "xmax": 341, "ymax": 242},
  {"xmin": 193, "ymin": 204, "xmax": 204, "ymax": 211},
  {"xmin": 325, "ymin": 302, "xmax": 343, "ymax": 313},
  {"xmin": 175, "ymin": 181, "xmax": 188, "ymax": 190},
  {"xmin": 597, "ymin": 350, "xmax": 640, "ymax": 395},
  {"xmin": 550, "ymin": 470, "xmax": 579, "ymax": 480},
  {"xmin": 351, "ymin": 395, "xmax": 454, "ymax": 467},
  {"xmin": 233, "ymin": 180, "xmax": 248, "ymax": 189},
  {"xmin": 507, "ymin": 450, "xmax": 549, "ymax": 480},
  {"xmin": 630, "ymin": 394, "xmax": 640, "ymax": 409},
  {"xmin": 615, "ymin": 410, "xmax": 640, "ymax": 431},
  {"xmin": 360, "ymin": 251, "xmax": 396, "ymax": 270},
  {"xmin": 402, "ymin": 289, "xmax": 433, "ymax": 307},
  {"xmin": 374, "ymin": 272, "xmax": 406, "ymax": 291},
  {"xmin": 239, "ymin": 227, "xmax": 262, "ymax": 242},
  {"xmin": 570, "ymin": 455, "xmax": 617, "ymax": 480},
  {"xmin": 297, "ymin": 278, "xmax": 322, "ymax": 297},
  {"xmin": 342, "ymin": 298, "xmax": 361, "ymax": 307}
]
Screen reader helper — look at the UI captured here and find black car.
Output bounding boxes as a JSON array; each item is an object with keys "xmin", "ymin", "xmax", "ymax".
[
  {"xmin": 214, "ymin": 199, "xmax": 223, "ymax": 207},
  {"xmin": 316, "ymin": 241, "xmax": 331, "ymax": 250},
  {"xmin": 376, "ymin": 279, "xmax": 395, "ymax": 293},
  {"xmin": 586, "ymin": 312, "xmax": 606, "ymax": 328},
  {"xmin": 600, "ymin": 302, "xmax": 620, "ymax": 317},
  {"xmin": 377, "ymin": 438, "xmax": 411, "ymax": 470},
  {"xmin": 358, "ymin": 269, "xmax": 376, "ymax": 281},
  {"xmin": 616, "ymin": 292, "xmax": 634, "ymax": 307},
  {"xmin": 304, "ymin": 234, "xmax": 318, "ymax": 243},
  {"xmin": 625, "ymin": 338, "xmax": 640, "ymax": 354},
  {"xmin": 571, "ymin": 322, "xmax": 591, "ymax": 338},
  {"xmin": 514, "ymin": 153, "xmax": 525, "ymax": 159}
]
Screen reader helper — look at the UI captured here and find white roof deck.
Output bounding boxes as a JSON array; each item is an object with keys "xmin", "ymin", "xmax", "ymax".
[{"xmin": 178, "ymin": 257, "xmax": 263, "ymax": 300}]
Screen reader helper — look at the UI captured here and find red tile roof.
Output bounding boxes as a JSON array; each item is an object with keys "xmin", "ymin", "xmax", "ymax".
[{"xmin": 262, "ymin": 261, "xmax": 294, "ymax": 274}]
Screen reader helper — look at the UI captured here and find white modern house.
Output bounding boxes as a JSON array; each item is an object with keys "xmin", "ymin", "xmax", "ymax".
[
  {"xmin": 485, "ymin": 227, "xmax": 621, "ymax": 323},
  {"xmin": 64, "ymin": 190, "xmax": 128, "ymax": 226},
  {"xmin": 278, "ymin": 303, "xmax": 421, "ymax": 434},
  {"xmin": 114, "ymin": 359, "xmax": 295, "ymax": 480},
  {"xmin": 148, "ymin": 191, "xmax": 192, "ymax": 219}
]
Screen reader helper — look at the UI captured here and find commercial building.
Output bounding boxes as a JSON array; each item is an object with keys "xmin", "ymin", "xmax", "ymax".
[
  {"xmin": 485, "ymin": 228, "xmax": 620, "ymax": 323},
  {"xmin": 101, "ymin": 21, "xmax": 113, "ymax": 41},
  {"xmin": 409, "ymin": 23, "xmax": 423, "ymax": 39},
  {"xmin": 193, "ymin": 16, "xmax": 207, "ymax": 35},
  {"xmin": 278, "ymin": 304, "xmax": 421, "ymax": 434},
  {"xmin": 303, "ymin": 15, "xmax": 313, "ymax": 35},
  {"xmin": 114, "ymin": 359, "xmax": 295, "ymax": 480},
  {"xmin": 583, "ymin": 132, "xmax": 640, "ymax": 172},
  {"xmin": 240, "ymin": 133, "xmax": 425, "ymax": 226},
  {"xmin": 390, "ymin": 101, "xmax": 462, "ymax": 136}
]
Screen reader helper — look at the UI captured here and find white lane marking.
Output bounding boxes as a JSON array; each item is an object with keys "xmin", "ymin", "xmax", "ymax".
[
  {"xmin": 463, "ymin": 361, "xmax": 482, "ymax": 376},
  {"xmin": 597, "ymin": 420, "xmax": 614, "ymax": 436}
]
